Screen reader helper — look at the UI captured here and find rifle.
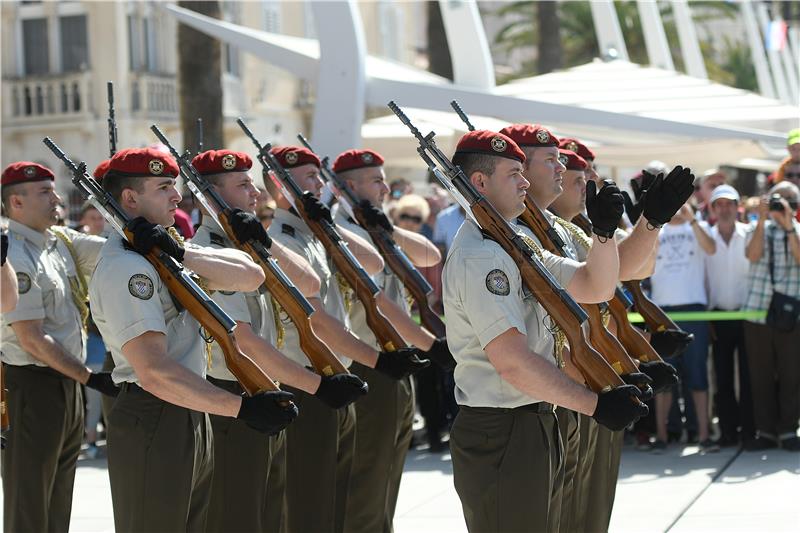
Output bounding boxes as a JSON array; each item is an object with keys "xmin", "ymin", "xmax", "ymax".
[
  {"xmin": 237, "ymin": 118, "xmax": 407, "ymax": 353},
  {"xmin": 196, "ymin": 118, "xmax": 204, "ymax": 155},
  {"xmin": 297, "ymin": 134, "xmax": 445, "ymax": 339},
  {"xmin": 42, "ymin": 137, "xmax": 285, "ymax": 397},
  {"xmin": 451, "ymin": 100, "xmax": 643, "ymax": 372},
  {"xmin": 390, "ymin": 101, "xmax": 628, "ymax": 395},
  {"xmin": 1, "ymin": 369, "xmax": 8, "ymax": 449},
  {"xmin": 571, "ymin": 213, "xmax": 664, "ymax": 362},
  {"xmin": 106, "ymin": 82, "xmax": 118, "ymax": 157},
  {"xmin": 150, "ymin": 125, "xmax": 348, "ymax": 377}
]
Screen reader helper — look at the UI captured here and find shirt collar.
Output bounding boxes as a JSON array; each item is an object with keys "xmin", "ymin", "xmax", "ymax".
[{"xmin": 8, "ymin": 219, "xmax": 56, "ymax": 250}]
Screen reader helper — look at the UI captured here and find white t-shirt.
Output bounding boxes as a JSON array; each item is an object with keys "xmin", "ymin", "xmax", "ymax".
[
  {"xmin": 704, "ymin": 222, "xmax": 750, "ymax": 310},
  {"xmin": 650, "ymin": 222, "xmax": 708, "ymax": 307}
]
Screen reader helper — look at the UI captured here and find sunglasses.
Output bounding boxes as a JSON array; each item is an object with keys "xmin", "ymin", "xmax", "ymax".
[
  {"xmin": 398, "ymin": 213, "xmax": 423, "ymax": 224},
  {"xmin": 785, "ymin": 172, "xmax": 800, "ymax": 180}
]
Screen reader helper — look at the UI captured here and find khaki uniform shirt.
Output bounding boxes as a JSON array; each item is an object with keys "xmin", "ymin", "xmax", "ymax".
[
  {"xmin": 333, "ymin": 208, "xmax": 408, "ymax": 348},
  {"xmin": 89, "ymin": 232, "xmax": 207, "ymax": 384},
  {"xmin": 268, "ymin": 208, "xmax": 351, "ymax": 367},
  {"xmin": 191, "ymin": 218, "xmax": 277, "ymax": 381},
  {"xmin": 443, "ymin": 220, "xmax": 579, "ymax": 408},
  {"xmin": 2, "ymin": 220, "xmax": 104, "ymax": 366}
]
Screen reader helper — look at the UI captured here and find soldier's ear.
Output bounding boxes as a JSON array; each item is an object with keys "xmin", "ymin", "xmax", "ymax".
[{"xmin": 470, "ymin": 171, "xmax": 488, "ymax": 193}]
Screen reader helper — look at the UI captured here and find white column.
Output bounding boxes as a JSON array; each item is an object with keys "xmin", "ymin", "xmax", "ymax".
[
  {"xmin": 671, "ymin": 0, "xmax": 707, "ymax": 78},
  {"xmin": 741, "ymin": 0, "xmax": 776, "ymax": 99},
  {"xmin": 589, "ymin": 1, "xmax": 630, "ymax": 61},
  {"xmin": 755, "ymin": 3, "xmax": 791, "ymax": 103},
  {"xmin": 438, "ymin": 0, "xmax": 495, "ymax": 89},
  {"xmin": 636, "ymin": 0, "xmax": 674, "ymax": 70}
]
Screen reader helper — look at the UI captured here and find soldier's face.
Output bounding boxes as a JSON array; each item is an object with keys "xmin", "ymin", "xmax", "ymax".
[
  {"xmin": 10, "ymin": 181, "xmax": 62, "ymax": 231},
  {"xmin": 524, "ymin": 146, "xmax": 565, "ymax": 206},
  {"xmin": 289, "ymin": 164, "xmax": 324, "ymax": 199},
  {"xmin": 133, "ymin": 177, "xmax": 182, "ymax": 227},
  {"xmin": 551, "ymin": 170, "xmax": 587, "ymax": 218},
  {"xmin": 473, "ymin": 158, "xmax": 529, "ymax": 219},
  {"xmin": 344, "ymin": 167, "xmax": 390, "ymax": 208},
  {"xmin": 215, "ymin": 172, "xmax": 259, "ymax": 214}
]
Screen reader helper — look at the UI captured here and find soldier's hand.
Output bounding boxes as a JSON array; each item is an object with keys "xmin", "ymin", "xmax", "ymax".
[
  {"xmin": 622, "ymin": 190, "xmax": 644, "ymax": 225},
  {"xmin": 300, "ymin": 192, "xmax": 332, "ymax": 224},
  {"xmin": 642, "ymin": 166, "xmax": 695, "ymax": 227},
  {"xmin": 1, "ymin": 231, "xmax": 8, "ymax": 266},
  {"xmin": 127, "ymin": 217, "xmax": 185, "ymax": 262},
  {"xmin": 375, "ymin": 347, "xmax": 430, "ymax": 380},
  {"xmin": 586, "ymin": 179, "xmax": 624, "ymax": 239},
  {"xmin": 237, "ymin": 390, "xmax": 298, "ymax": 435},
  {"xmin": 621, "ymin": 372, "xmax": 654, "ymax": 402},
  {"xmin": 592, "ymin": 384, "xmax": 649, "ymax": 431},
  {"xmin": 315, "ymin": 373, "xmax": 369, "ymax": 409},
  {"xmin": 650, "ymin": 329, "xmax": 694, "ymax": 358},
  {"xmin": 358, "ymin": 200, "xmax": 393, "ymax": 233},
  {"xmin": 229, "ymin": 208, "xmax": 272, "ymax": 247},
  {"xmin": 639, "ymin": 360, "xmax": 680, "ymax": 394},
  {"xmin": 86, "ymin": 371, "xmax": 119, "ymax": 397},
  {"xmin": 423, "ymin": 338, "xmax": 456, "ymax": 371}
]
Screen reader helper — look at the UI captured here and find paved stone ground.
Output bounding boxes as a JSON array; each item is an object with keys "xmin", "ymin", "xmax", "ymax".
[{"xmin": 1, "ymin": 442, "xmax": 798, "ymax": 532}]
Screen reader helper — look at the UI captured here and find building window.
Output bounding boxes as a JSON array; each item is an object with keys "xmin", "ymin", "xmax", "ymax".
[
  {"xmin": 128, "ymin": 13, "xmax": 160, "ymax": 73},
  {"xmin": 223, "ymin": 43, "xmax": 241, "ymax": 77},
  {"xmin": 60, "ymin": 15, "xmax": 89, "ymax": 72},
  {"xmin": 22, "ymin": 18, "xmax": 49, "ymax": 75},
  {"xmin": 263, "ymin": 1, "xmax": 281, "ymax": 34}
]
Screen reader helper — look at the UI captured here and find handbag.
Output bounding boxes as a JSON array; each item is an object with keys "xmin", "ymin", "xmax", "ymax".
[{"xmin": 765, "ymin": 228, "xmax": 800, "ymax": 332}]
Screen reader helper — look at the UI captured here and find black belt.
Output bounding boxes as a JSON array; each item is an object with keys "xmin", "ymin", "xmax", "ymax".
[
  {"xmin": 119, "ymin": 382, "xmax": 145, "ymax": 394},
  {"xmin": 207, "ymin": 375, "xmax": 245, "ymax": 395},
  {"xmin": 462, "ymin": 402, "xmax": 556, "ymax": 415}
]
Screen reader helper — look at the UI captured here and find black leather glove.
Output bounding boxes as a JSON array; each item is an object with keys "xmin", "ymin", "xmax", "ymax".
[
  {"xmin": 592, "ymin": 384, "xmax": 649, "ymax": 431},
  {"xmin": 315, "ymin": 373, "xmax": 369, "ymax": 409},
  {"xmin": 586, "ymin": 179, "xmax": 624, "ymax": 239},
  {"xmin": 375, "ymin": 348, "xmax": 430, "ymax": 380},
  {"xmin": 86, "ymin": 372, "xmax": 120, "ymax": 397},
  {"xmin": 300, "ymin": 191, "xmax": 332, "ymax": 224},
  {"xmin": 127, "ymin": 217, "xmax": 185, "ymax": 262},
  {"xmin": 423, "ymin": 338, "xmax": 456, "ymax": 371},
  {"xmin": 650, "ymin": 329, "xmax": 694, "ymax": 359},
  {"xmin": 229, "ymin": 208, "xmax": 271, "ymax": 247},
  {"xmin": 622, "ymin": 190, "xmax": 644, "ymax": 226},
  {"xmin": 1, "ymin": 232, "xmax": 8, "ymax": 266},
  {"xmin": 639, "ymin": 360, "xmax": 680, "ymax": 394},
  {"xmin": 621, "ymin": 372, "xmax": 654, "ymax": 402},
  {"xmin": 642, "ymin": 166, "xmax": 695, "ymax": 227},
  {"xmin": 358, "ymin": 200, "xmax": 393, "ymax": 233},
  {"xmin": 237, "ymin": 390, "xmax": 298, "ymax": 435}
]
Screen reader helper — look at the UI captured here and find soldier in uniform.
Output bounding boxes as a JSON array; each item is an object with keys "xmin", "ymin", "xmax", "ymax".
[
  {"xmin": 1, "ymin": 161, "xmax": 117, "ymax": 532},
  {"xmin": 263, "ymin": 146, "xmax": 428, "ymax": 533},
  {"xmin": 189, "ymin": 149, "xmax": 368, "ymax": 532},
  {"xmin": 88, "ymin": 147, "xmax": 297, "ymax": 532},
  {"xmin": 331, "ymin": 149, "xmax": 452, "ymax": 533},
  {"xmin": 442, "ymin": 130, "xmax": 648, "ymax": 532}
]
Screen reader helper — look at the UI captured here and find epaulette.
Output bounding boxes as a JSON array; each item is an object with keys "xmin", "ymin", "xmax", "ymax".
[
  {"xmin": 281, "ymin": 224, "xmax": 295, "ymax": 238},
  {"xmin": 209, "ymin": 232, "xmax": 227, "ymax": 247}
]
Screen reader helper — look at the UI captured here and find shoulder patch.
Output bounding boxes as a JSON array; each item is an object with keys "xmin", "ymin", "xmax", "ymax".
[
  {"xmin": 16, "ymin": 272, "xmax": 31, "ymax": 294},
  {"xmin": 281, "ymin": 224, "xmax": 295, "ymax": 238},
  {"xmin": 209, "ymin": 232, "xmax": 227, "ymax": 247},
  {"xmin": 128, "ymin": 274, "xmax": 155, "ymax": 300},
  {"xmin": 485, "ymin": 269, "xmax": 510, "ymax": 296}
]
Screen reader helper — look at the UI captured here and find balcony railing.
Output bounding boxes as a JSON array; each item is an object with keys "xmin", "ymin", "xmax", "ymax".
[
  {"xmin": 130, "ymin": 73, "xmax": 178, "ymax": 118},
  {"xmin": 2, "ymin": 72, "xmax": 93, "ymax": 125}
]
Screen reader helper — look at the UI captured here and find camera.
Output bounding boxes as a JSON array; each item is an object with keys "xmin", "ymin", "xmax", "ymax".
[{"xmin": 769, "ymin": 194, "xmax": 799, "ymax": 212}]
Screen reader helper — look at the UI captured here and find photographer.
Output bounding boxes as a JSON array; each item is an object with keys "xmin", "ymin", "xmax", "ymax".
[{"xmin": 742, "ymin": 182, "xmax": 800, "ymax": 451}]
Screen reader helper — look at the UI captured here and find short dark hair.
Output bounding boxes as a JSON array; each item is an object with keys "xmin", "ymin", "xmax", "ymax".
[
  {"xmin": 1, "ymin": 182, "xmax": 25, "ymax": 213},
  {"xmin": 102, "ymin": 171, "xmax": 146, "ymax": 203},
  {"xmin": 452, "ymin": 152, "xmax": 498, "ymax": 180}
]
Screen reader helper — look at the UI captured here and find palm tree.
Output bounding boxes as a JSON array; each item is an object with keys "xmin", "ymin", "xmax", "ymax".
[{"xmin": 177, "ymin": 1, "xmax": 223, "ymax": 151}]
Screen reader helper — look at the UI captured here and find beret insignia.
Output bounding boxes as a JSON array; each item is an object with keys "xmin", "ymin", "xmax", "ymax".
[
  {"xmin": 148, "ymin": 159, "xmax": 164, "ymax": 175},
  {"xmin": 128, "ymin": 274, "xmax": 154, "ymax": 300},
  {"xmin": 559, "ymin": 154, "xmax": 569, "ymax": 167},
  {"xmin": 16, "ymin": 272, "xmax": 31, "ymax": 294},
  {"xmin": 536, "ymin": 130, "xmax": 550, "ymax": 144},
  {"xmin": 285, "ymin": 151, "xmax": 299, "ymax": 165},
  {"xmin": 361, "ymin": 152, "xmax": 374, "ymax": 164},
  {"xmin": 485, "ymin": 269, "xmax": 510, "ymax": 296},
  {"xmin": 565, "ymin": 141, "xmax": 579, "ymax": 152},
  {"xmin": 490, "ymin": 137, "xmax": 507, "ymax": 153},
  {"xmin": 23, "ymin": 166, "xmax": 37, "ymax": 178},
  {"xmin": 221, "ymin": 154, "xmax": 237, "ymax": 170}
]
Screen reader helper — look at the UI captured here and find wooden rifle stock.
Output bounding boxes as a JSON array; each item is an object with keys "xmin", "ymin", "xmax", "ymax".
[
  {"xmin": 1, "ymin": 370, "xmax": 8, "ymax": 445},
  {"xmin": 151, "ymin": 125, "xmax": 347, "ymax": 377},
  {"xmin": 43, "ymin": 137, "xmax": 282, "ymax": 397},
  {"xmin": 297, "ymin": 135, "xmax": 446, "ymax": 339},
  {"xmin": 238, "ymin": 120, "xmax": 407, "ymax": 352},
  {"xmin": 571, "ymin": 214, "xmax": 665, "ymax": 362}
]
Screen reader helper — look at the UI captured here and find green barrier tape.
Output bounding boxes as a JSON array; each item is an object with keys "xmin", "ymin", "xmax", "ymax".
[{"xmin": 627, "ymin": 310, "xmax": 767, "ymax": 323}]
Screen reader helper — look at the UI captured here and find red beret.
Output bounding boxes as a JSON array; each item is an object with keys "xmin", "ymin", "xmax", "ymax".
[
  {"xmin": 499, "ymin": 124, "xmax": 559, "ymax": 148},
  {"xmin": 108, "ymin": 147, "xmax": 179, "ymax": 178},
  {"xmin": 558, "ymin": 149, "xmax": 588, "ymax": 171},
  {"xmin": 270, "ymin": 146, "xmax": 320, "ymax": 169},
  {"xmin": 93, "ymin": 160, "xmax": 110, "ymax": 180},
  {"xmin": 558, "ymin": 138, "xmax": 595, "ymax": 161},
  {"xmin": 191, "ymin": 150, "xmax": 252, "ymax": 176},
  {"xmin": 332, "ymin": 149, "xmax": 385, "ymax": 173},
  {"xmin": 454, "ymin": 130, "xmax": 526, "ymax": 163},
  {"xmin": 1, "ymin": 161, "xmax": 55, "ymax": 186}
]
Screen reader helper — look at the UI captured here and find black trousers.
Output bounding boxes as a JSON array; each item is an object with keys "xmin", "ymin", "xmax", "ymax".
[{"xmin": 710, "ymin": 318, "xmax": 755, "ymax": 440}]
